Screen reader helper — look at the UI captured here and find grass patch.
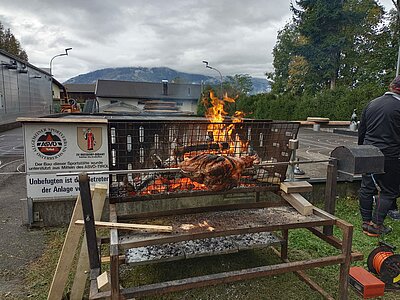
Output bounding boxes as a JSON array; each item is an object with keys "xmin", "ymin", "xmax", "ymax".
[
  {"xmin": 25, "ymin": 227, "xmax": 76, "ymax": 300},
  {"xmin": 25, "ymin": 197, "xmax": 400, "ymax": 299}
]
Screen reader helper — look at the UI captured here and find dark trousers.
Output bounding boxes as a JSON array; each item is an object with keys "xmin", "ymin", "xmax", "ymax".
[{"xmin": 359, "ymin": 158, "xmax": 400, "ymax": 225}]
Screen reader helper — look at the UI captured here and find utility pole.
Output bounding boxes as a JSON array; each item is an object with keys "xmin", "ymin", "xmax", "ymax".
[{"xmin": 393, "ymin": 0, "xmax": 400, "ymax": 76}]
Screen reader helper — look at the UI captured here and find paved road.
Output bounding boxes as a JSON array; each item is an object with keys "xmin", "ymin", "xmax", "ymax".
[
  {"xmin": 296, "ymin": 127, "xmax": 358, "ymax": 179},
  {"xmin": 0, "ymin": 127, "xmax": 45, "ymax": 298},
  {"xmin": 298, "ymin": 127, "xmax": 358, "ymax": 158},
  {"xmin": 0, "ymin": 127, "xmax": 24, "ymax": 158}
]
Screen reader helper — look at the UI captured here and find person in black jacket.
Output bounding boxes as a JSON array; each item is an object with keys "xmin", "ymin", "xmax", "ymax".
[{"xmin": 358, "ymin": 75, "xmax": 400, "ymax": 236}]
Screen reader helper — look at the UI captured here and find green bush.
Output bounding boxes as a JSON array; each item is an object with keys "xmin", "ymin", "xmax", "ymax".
[{"xmin": 234, "ymin": 83, "xmax": 387, "ymax": 121}]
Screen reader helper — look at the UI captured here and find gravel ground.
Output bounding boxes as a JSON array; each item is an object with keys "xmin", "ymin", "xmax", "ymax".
[{"xmin": 0, "ymin": 129, "xmax": 46, "ymax": 299}]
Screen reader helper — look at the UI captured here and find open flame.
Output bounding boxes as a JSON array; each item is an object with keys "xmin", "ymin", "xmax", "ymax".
[
  {"xmin": 126, "ymin": 90, "xmax": 252, "ymax": 197},
  {"xmin": 205, "ymin": 90, "xmax": 248, "ymax": 154}
]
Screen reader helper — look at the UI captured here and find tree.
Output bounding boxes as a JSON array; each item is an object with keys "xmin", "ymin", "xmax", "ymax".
[
  {"xmin": 223, "ymin": 74, "xmax": 253, "ymax": 96},
  {"xmin": 292, "ymin": 0, "xmax": 347, "ymax": 90},
  {"xmin": 267, "ymin": 22, "xmax": 299, "ymax": 94},
  {"xmin": 269, "ymin": 0, "xmax": 394, "ymax": 94},
  {"xmin": 339, "ymin": 0, "xmax": 394, "ymax": 87},
  {"xmin": 0, "ymin": 21, "xmax": 28, "ymax": 61}
]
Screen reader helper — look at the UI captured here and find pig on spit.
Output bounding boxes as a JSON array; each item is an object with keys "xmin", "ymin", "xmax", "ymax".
[{"xmin": 179, "ymin": 153, "xmax": 259, "ymax": 191}]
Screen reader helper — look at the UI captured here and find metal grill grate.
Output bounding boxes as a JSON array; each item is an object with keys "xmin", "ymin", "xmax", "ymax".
[{"xmin": 108, "ymin": 120, "xmax": 299, "ymax": 202}]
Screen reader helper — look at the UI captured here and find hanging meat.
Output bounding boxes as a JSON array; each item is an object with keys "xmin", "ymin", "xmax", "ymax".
[{"xmin": 179, "ymin": 153, "xmax": 258, "ymax": 191}]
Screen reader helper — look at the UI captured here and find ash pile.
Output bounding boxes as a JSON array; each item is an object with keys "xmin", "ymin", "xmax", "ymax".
[{"xmin": 125, "ymin": 232, "xmax": 282, "ymax": 265}]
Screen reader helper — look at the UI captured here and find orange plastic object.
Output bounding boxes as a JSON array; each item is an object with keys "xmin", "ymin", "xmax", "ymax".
[{"xmin": 349, "ymin": 266, "xmax": 385, "ymax": 299}]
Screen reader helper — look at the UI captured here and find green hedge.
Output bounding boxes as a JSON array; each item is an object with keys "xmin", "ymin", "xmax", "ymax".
[{"xmin": 235, "ymin": 83, "xmax": 387, "ymax": 121}]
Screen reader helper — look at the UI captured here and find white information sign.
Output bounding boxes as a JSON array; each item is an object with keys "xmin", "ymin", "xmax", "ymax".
[{"xmin": 24, "ymin": 123, "xmax": 109, "ymax": 199}]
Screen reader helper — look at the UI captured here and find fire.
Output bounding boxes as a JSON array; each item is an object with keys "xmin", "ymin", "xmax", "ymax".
[
  {"xmin": 205, "ymin": 90, "xmax": 248, "ymax": 154},
  {"xmin": 129, "ymin": 91, "xmax": 252, "ymax": 197},
  {"xmin": 137, "ymin": 177, "xmax": 206, "ymax": 196}
]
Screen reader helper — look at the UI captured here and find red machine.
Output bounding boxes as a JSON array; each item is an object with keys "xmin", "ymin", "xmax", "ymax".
[{"xmin": 349, "ymin": 266, "xmax": 385, "ymax": 298}]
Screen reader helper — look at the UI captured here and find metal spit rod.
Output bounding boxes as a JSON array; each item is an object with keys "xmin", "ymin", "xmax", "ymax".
[{"xmin": 55, "ymin": 158, "xmax": 335, "ymax": 177}]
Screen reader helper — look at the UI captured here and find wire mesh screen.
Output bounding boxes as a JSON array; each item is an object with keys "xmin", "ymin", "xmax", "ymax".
[{"xmin": 108, "ymin": 120, "xmax": 300, "ymax": 202}]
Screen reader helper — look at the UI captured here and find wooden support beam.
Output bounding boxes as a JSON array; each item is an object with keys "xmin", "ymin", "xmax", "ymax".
[
  {"xmin": 75, "ymin": 220, "xmax": 173, "ymax": 233},
  {"xmin": 280, "ymin": 181, "xmax": 313, "ymax": 194},
  {"xmin": 70, "ymin": 184, "xmax": 108, "ymax": 300},
  {"xmin": 280, "ymin": 192, "xmax": 313, "ymax": 216},
  {"xmin": 47, "ymin": 195, "xmax": 84, "ymax": 300},
  {"xmin": 324, "ymin": 160, "xmax": 338, "ymax": 235},
  {"xmin": 101, "ymin": 255, "xmax": 125, "ymax": 264}
]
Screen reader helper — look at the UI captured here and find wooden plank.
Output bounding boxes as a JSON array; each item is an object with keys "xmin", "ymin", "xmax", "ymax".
[
  {"xmin": 70, "ymin": 185, "xmax": 107, "ymax": 300},
  {"xmin": 97, "ymin": 271, "xmax": 110, "ymax": 292},
  {"xmin": 101, "ymin": 255, "xmax": 125, "ymax": 263},
  {"xmin": 280, "ymin": 181, "xmax": 313, "ymax": 194},
  {"xmin": 75, "ymin": 220, "xmax": 173, "ymax": 233},
  {"xmin": 280, "ymin": 192, "xmax": 313, "ymax": 216},
  {"xmin": 306, "ymin": 117, "xmax": 330, "ymax": 123},
  {"xmin": 17, "ymin": 117, "xmax": 108, "ymax": 123},
  {"xmin": 47, "ymin": 195, "xmax": 84, "ymax": 300}
]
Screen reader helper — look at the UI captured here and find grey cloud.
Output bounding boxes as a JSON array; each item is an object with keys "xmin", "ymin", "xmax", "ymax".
[{"xmin": 0, "ymin": 0, "xmax": 294, "ymax": 81}]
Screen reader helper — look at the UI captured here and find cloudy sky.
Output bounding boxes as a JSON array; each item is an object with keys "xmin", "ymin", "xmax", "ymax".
[{"xmin": 0, "ymin": 0, "xmax": 395, "ymax": 82}]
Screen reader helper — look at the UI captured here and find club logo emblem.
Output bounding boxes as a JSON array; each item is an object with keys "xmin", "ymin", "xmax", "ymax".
[{"xmin": 31, "ymin": 128, "xmax": 67, "ymax": 159}]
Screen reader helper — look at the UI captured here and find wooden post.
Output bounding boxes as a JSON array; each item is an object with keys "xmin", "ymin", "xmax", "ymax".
[
  {"xmin": 47, "ymin": 195, "xmax": 84, "ymax": 300},
  {"xmin": 323, "ymin": 160, "xmax": 337, "ymax": 235},
  {"xmin": 70, "ymin": 184, "xmax": 107, "ymax": 300},
  {"xmin": 78, "ymin": 173, "xmax": 101, "ymax": 271},
  {"xmin": 338, "ymin": 219, "xmax": 353, "ymax": 300},
  {"xmin": 281, "ymin": 229, "xmax": 288, "ymax": 260},
  {"xmin": 109, "ymin": 203, "xmax": 120, "ymax": 299}
]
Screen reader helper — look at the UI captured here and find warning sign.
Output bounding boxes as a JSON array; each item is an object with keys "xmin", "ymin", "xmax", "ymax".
[{"xmin": 24, "ymin": 123, "xmax": 109, "ymax": 199}]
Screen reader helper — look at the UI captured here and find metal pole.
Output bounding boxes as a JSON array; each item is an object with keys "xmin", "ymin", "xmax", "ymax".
[
  {"xmin": 394, "ymin": 0, "xmax": 400, "ymax": 76},
  {"xmin": 202, "ymin": 60, "xmax": 223, "ymax": 97},
  {"xmin": 49, "ymin": 48, "xmax": 72, "ymax": 76},
  {"xmin": 49, "ymin": 48, "xmax": 72, "ymax": 110}
]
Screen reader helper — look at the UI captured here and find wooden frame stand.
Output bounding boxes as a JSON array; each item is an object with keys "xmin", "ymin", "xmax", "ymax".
[{"xmin": 73, "ymin": 173, "xmax": 362, "ymax": 300}]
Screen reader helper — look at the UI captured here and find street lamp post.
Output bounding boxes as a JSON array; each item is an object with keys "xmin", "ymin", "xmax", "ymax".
[
  {"xmin": 49, "ymin": 47, "xmax": 72, "ymax": 76},
  {"xmin": 202, "ymin": 60, "xmax": 223, "ymax": 98},
  {"xmin": 49, "ymin": 48, "xmax": 72, "ymax": 112}
]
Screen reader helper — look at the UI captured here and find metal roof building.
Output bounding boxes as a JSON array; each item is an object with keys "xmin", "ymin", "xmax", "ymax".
[
  {"xmin": 0, "ymin": 49, "xmax": 53, "ymax": 125},
  {"xmin": 95, "ymin": 79, "xmax": 201, "ymax": 114}
]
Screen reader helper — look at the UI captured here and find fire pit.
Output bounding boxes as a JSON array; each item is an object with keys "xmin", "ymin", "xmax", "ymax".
[{"xmin": 108, "ymin": 118, "xmax": 300, "ymax": 202}]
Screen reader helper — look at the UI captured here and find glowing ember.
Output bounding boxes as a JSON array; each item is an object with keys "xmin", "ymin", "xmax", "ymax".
[{"xmin": 137, "ymin": 177, "xmax": 207, "ymax": 196}]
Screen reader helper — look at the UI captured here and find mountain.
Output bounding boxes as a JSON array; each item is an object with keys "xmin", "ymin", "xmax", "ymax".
[{"xmin": 64, "ymin": 67, "xmax": 270, "ymax": 94}]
